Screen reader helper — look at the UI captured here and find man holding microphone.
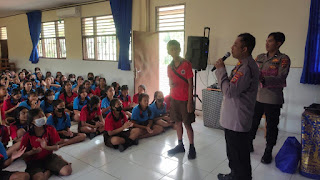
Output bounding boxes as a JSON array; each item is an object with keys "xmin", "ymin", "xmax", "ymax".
[{"xmin": 214, "ymin": 33, "xmax": 259, "ymax": 180}]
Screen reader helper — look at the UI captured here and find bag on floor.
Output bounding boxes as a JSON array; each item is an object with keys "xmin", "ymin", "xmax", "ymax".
[{"xmin": 275, "ymin": 137, "xmax": 301, "ymax": 174}]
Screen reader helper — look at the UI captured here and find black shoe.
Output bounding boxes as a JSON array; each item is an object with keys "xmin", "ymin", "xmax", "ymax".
[
  {"xmin": 261, "ymin": 146, "xmax": 273, "ymax": 164},
  {"xmin": 188, "ymin": 146, "xmax": 196, "ymax": 159},
  {"xmin": 88, "ymin": 132, "xmax": 96, "ymax": 140},
  {"xmin": 168, "ymin": 144, "xmax": 185, "ymax": 156},
  {"xmin": 132, "ymin": 139, "xmax": 139, "ymax": 145},
  {"xmin": 217, "ymin": 173, "xmax": 235, "ymax": 180},
  {"xmin": 118, "ymin": 144, "xmax": 128, "ymax": 152},
  {"xmin": 249, "ymin": 142, "xmax": 254, "ymax": 153}
]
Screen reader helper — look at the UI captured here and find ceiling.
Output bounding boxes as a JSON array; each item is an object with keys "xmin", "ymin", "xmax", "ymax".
[{"xmin": 0, "ymin": 0, "xmax": 104, "ymax": 18}]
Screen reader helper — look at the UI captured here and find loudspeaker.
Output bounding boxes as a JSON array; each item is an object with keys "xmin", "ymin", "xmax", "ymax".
[{"xmin": 185, "ymin": 36, "xmax": 209, "ymax": 70}]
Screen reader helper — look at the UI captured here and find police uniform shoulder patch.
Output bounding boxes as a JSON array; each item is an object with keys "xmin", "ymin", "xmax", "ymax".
[
  {"xmin": 231, "ymin": 71, "xmax": 244, "ymax": 84},
  {"xmin": 281, "ymin": 58, "xmax": 289, "ymax": 68},
  {"xmin": 272, "ymin": 59, "xmax": 280, "ymax": 63}
]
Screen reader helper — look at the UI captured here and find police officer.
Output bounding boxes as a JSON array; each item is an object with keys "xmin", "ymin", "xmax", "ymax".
[
  {"xmin": 249, "ymin": 32, "xmax": 290, "ymax": 164},
  {"xmin": 215, "ymin": 33, "xmax": 259, "ymax": 180}
]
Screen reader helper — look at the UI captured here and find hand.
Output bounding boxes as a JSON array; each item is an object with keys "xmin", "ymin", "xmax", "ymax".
[
  {"xmin": 41, "ymin": 80, "xmax": 47, "ymax": 86},
  {"xmin": 36, "ymin": 138, "xmax": 48, "ymax": 149},
  {"xmin": 123, "ymin": 121, "xmax": 133, "ymax": 129},
  {"xmin": 187, "ymin": 101, "xmax": 193, "ymax": 113},
  {"xmin": 214, "ymin": 58, "xmax": 225, "ymax": 69},
  {"xmin": 146, "ymin": 127, "xmax": 153, "ymax": 134},
  {"xmin": 11, "ymin": 146, "xmax": 26, "ymax": 160},
  {"xmin": 31, "ymin": 147, "xmax": 42, "ymax": 154},
  {"xmin": 16, "ymin": 102, "xmax": 21, "ymax": 108},
  {"xmin": 68, "ymin": 131, "xmax": 74, "ymax": 137}
]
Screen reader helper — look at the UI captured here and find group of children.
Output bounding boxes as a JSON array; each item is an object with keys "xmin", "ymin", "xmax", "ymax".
[
  {"xmin": 0, "ymin": 68, "xmax": 174, "ymax": 180},
  {"xmin": 0, "ymin": 39, "xmax": 197, "ymax": 180}
]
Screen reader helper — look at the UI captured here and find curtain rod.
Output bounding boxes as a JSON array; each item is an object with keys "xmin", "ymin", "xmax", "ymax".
[{"xmin": 0, "ymin": 0, "xmax": 107, "ymax": 19}]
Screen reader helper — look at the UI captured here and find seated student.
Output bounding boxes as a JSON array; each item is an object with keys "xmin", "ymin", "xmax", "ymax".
[
  {"xmin": 79, "ymin": 96, "xmax": 104, "ymax": 139},
  {"xmin": 3, "ymin": 88, "xmax": 22, "ymax": 121},
  {"xmin": 10, "ymin": 107, "xmax": 28, "ymax": 143},
  {"xmin": 0, "ymin": 142, "xmax": 29, "ymax": 180},
  {"xmin": 87, "ymin": 72, "xmax": 94, "ymax": 81},
  {"xmin": 112, "ymin": 82, "xmax": 121, "ymax": 98},
  {"xmin": 21, "ymin": 80, "xmax": 35, "ymax": 101},
  {"xmin": 55, "ymin": 75, "xmax": 62, "ymax": 86},
  {"xmin": 83, "ymin": 80, "xmax": 95, "ymax": 98},
  {"xmin": 73, "ymin": 86, "xmax": 89, "ymax": 122},
  {"xmin": 19, "ymin": 91, "xmax": 40, "ymax": 110},
  {"xmin": 101, "ymin": 86, "xmax": 115, "ymax": 118},
  {"xmin": 150, "ymin": 91, "xmax": 173, "ymax": 128},
  {"xmin": 118, "ymin": 85, "xmax": 134, "ymax": 118},
  {"xmin": 18, "ymin": 71, "xmax": 26, "ymax": 82},
  {"xmin": 104, "ymin": 98, "xmax": 140, "ymax": 152},
  {"xmin": 40, "ymin": 90, "xmax": 55, "ymax": 117},
  {"xmin": 131, "ymin": 93, "xmax": 164, "ymax": 138},
  {"xmin": 45, "ymin": 71, "xmax": 52, "ymax": 79},
  {"xmin": 59, "ymin": 75, "xmax": 68, "ymax": 86},
  {"xmin": 133, "ymin": 84, "xmax": 146, "ymax": 104},
  {"xmin": 47, "ymin": 99, "xmax": 86, "ymax": 147},
  {"xmin": 72, "ymin": 76, "xmax": 84, "ymax": 93},
  {"xmin": 30, "ymin": 74, "xmax": 41, "ymax": 89},
  {"xmin": 59, "ymin": 81, "xmax": 78, "ymax": 115},
  {"xmin": 0, "ymin": 125, "xmax": 9, "ymax": 148},
  {"xmin": 43, "ymin": 76, "xmax": 61, "ymax": 93},
  {"xmin": 36, "ymin": 87, "xmax": 45, "ymax": 102},
  {"xmin": 93, "ymin": 76, "xmax": 100, "ymax": 91},
  {"xmin": 68, "ymin": 74, "xmax": 76, "ymax": 85},
  {"xmin": 36, "ymin": 71, "xmax": 44, "ymax": 82},
  {"xmin": 20, "ymin": 108, "xmax": 72, "ymax": 179},
  {"xmin": 0, "ymin": 85, "xmax": 8, "ymax": 125},
  {"xmin": 94, "ymin": 78, "xmax": 107, "ymax": 97}
]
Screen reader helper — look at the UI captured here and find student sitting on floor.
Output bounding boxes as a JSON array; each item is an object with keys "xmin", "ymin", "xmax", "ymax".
[
  {"xmin": 20, "ymin": 108, "xmax": 72, "ymax": 179},
  {"xmin": 21, "ymin": 80, "xmax": 35, "ymax": 101},
  {"xmin": 118, "ymin": 85, "xmax": 134, "ymax": 118},
  {"xmin": 72, "ymin": 76, "xmax": 84, "ymax": 92},
  {"xmin": 78, "ymin": 95, "xmax": 104, "ymax": 139},
  {"xmin": 73, "ymin": 86, "xmax": 90, "ymax": 122},
  {"xmin": 103, "ymin": 98, "xmax": 140, "ymax": 152},
  {"xmin": 83, "ymin": 80, "xmax": 95, "ymax": 98},
  {"xmin": 2, "ymin": 88, "xmax": 22, "ymax": 123},
  {"xmin": 43, "ymin": 76, "xmax": 61, "ymax": 93},
  {"xmin": 47, "ymin": 99, "xmax": 86, "ymax": 147},
  {"xmin": 40, "ymin": 89, "xmax": 55, "ymax": 117},
  {"xmin": 131, "ymin": 93, "xmax": 164, "ymax": 139},
  {"xmin": 94, "ymin": 77, "xmax": 107, "ymax": 97},
  {"xmin": 101, "ymin": 86, "xmax": 115, "ymax": 118},
  {"xmin": 10, "ymin": 106, "xmax": 29, "ymax": 143},
  {"xmin": 19, "ymin": 91, "xmax": 40, "ymax": 110},
  {"xmin": 111, "ymin": 82, "xmax": 121, "ymax": 98},
  {"xmin": 132, "ymin": 84, "xmax": 146, "ymax": 104},
  {"xmin": 59, "ymin": 81, "xmax": 78, "ymax": 115},
  {"xmin": 0, "ymin": 142, "xmax": 29, "ymax": 180},
  {"xmin": 150, "ymin": 91, "xmax": 173, "ymax": 128}
]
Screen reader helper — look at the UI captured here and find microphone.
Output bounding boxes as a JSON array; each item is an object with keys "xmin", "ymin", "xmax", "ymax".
[{"xmin": 211, "ymin": 52, "xmax": 231, "ymax": 72}]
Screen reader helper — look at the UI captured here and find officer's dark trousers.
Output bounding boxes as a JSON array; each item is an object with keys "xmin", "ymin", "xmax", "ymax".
[
  {"xmin": 249, "ymin": 101, "xmax": 282, "ymax": 147},
  {"xmin": 225, "ymin": 129, "xmax": 252, "ymax": 180}
]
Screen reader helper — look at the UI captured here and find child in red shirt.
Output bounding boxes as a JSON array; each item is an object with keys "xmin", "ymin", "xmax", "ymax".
[
  {"xmin": 59, "ymin": 81, "xmax": 78, "ymax": 115},
  {"xmin": 10, "ymin": 106, "xmax": 28, "ymax": 143},
  {"xmin": 83, "ymin": 80, "xmax": 95, "ymax": 98},
  {"xmin": 94, "ymin": 78, "xmax": 107, "ymax": 97},
  {"xmin": 118, "ymin": 85, "xmax": 133, "ymax": 118},
  {"xmin": 20, "ymin": 108, "xmax": 72, "ymax": 179},
  {"xmin": 166, "ymin": 40, "xmax": 196, "ymax": 159},
  {"xmin": 132, "ymin": 84, "xmax": 145, "ymax": 104},
  {"xmin": 79, "ymin": 96, "xmax": 104, "ymax": 139},
  {"xmin": 3, "ymin": 88, "xmax": 22, "ymax": 121},
  {"xmin": 104, "ymin": 98, "xmax": 140, "ymax": 152}
]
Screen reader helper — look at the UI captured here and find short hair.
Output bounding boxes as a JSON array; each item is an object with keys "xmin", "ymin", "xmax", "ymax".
[
  {"xmin": 167, "ymin": 40, "xmax": 181, "ymax": 50},
  {"xmin": 268, "ymin": 32, "xmax": 285, "ymax": 44},
  {"xmin": 238, "ymin": 33, "xmax": 256, "ymax": 55},
  {"xmin": 138, "ymin": 93, "xmax": 149, "ymax": 103},
  {"xmin": 121, "ymin": 85, "xmax": 129, "ymax": 91},
  {"xmin": 87, "ymin": 72, "xmax": 94, "ymax": 77}
]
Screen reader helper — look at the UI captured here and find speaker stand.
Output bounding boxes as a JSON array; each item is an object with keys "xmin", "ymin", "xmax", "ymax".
[{"xmin": 193, "ymin": 70, "xmax": 202, "ymax": 111}]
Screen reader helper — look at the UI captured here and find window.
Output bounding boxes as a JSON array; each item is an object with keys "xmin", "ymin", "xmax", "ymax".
[
  {"xmin": 0, "ymin": 27, "xmax": 7, "ymax": 40},
  {"xmin": 82, "ymin": 15, "xmax": 117, "ymax": 61},
  {"xmin": 156, "ymin": 4, "xmax": 185, "ymax": 96},
  {"xmin": 37, "ymin": 20, "xmax": 66, "ymax": 59}
]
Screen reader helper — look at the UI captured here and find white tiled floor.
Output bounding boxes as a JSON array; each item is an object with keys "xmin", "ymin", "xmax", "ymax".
[{"xmin": 4, "ymin": 116, "xmax": 309, "ymax": 180}]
